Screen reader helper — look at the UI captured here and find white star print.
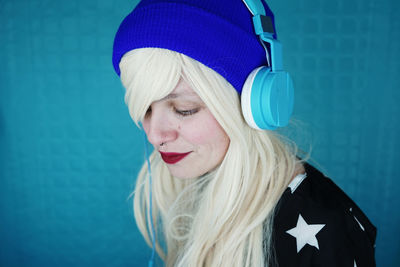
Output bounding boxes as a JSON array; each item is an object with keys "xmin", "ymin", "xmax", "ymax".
[{"xmin": 286, "ymin": 214, "xmax": 326, "ymax": 253}]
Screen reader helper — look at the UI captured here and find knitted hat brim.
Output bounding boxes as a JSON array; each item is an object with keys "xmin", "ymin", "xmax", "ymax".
[{"xmin": 112, "ymin": 2, "xmax": 267, "ymax": 93}]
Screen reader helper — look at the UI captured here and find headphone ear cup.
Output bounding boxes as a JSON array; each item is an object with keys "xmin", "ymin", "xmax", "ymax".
[
  {"xmin": 266, "ymin": 70, "xmax": 294, "ymax": 127},
  {"xmin": 241, "ymin": 67, "xmax": 263, "ymax": 129},
  {"xmin": 241, "ymin": 66, "xmax": 294, "ymax": 130}
]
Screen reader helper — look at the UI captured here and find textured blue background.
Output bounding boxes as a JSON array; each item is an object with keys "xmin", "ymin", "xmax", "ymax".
[{"xmin": 0, "ymin": 0, "xmax": 399, "ymax": 266}]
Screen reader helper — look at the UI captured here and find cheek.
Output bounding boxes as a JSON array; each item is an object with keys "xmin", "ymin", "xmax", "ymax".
[{"xmin": 182, "ymin": 112, "xmax": 229, "ymax": 147}]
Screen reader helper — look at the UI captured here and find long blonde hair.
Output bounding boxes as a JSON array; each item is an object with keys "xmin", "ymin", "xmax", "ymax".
[{"xmin": 119, "ymin": 48, "xmax": 300, "ymax": 266}]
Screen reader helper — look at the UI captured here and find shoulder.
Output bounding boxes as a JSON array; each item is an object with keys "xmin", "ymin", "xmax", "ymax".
[{"xmin": 271, "ymin": 163, "xmax": 377, "ymax": 267}]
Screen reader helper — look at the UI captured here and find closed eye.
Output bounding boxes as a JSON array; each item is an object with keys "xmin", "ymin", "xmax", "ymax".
[{"xmin": 175, "ymin": 108, "xmax": 199, "ymax": 117}]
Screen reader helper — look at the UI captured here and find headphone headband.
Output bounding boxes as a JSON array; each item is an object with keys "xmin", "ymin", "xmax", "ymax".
[
  {"xmin": 241, "ymin": 0, "xmax": 266, "ymax": 16},
  {"xmin": 240, "ymin": 0, "xmax": 294, "ymax": 130}
]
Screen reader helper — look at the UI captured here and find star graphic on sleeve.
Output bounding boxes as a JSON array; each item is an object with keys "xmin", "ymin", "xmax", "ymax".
[{"xmin": 286, "ymin": 213, "xmax": 326, "ymax": 253}]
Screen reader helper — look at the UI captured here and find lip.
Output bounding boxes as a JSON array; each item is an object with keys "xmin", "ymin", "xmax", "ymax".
[{"xmin": 159, "ymin": 151, "xmax": 192, "ymax": 164}]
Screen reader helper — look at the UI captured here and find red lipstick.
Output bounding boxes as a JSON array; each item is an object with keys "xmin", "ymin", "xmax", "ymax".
[{"xmin": 159, "ymin": 151, "xmax": 191, "ymax": 164}]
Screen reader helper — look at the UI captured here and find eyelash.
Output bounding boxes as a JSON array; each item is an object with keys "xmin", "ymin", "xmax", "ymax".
[
  {"xmin": 175, "ymin": 108, "xmax": 199, "ymax": 117},
  {"xmin": 144, "ymin": 107, "xmax": 199, "ymax": 117}
]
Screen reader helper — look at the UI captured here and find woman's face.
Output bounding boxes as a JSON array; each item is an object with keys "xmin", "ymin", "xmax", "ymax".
[{"xmin": 142, "ymin": 79, "xmax": 230, "ymax": 179}]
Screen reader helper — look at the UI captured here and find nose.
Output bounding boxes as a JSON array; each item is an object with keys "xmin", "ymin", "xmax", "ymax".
[{"xmin": 142, "ymin": 106, "xmax": 178, "ymax": 148}]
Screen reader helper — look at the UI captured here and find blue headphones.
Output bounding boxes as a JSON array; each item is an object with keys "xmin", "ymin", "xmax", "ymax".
[{"xmin": 241, "ymin": 0, "xmax": 294, "ymax": 130}]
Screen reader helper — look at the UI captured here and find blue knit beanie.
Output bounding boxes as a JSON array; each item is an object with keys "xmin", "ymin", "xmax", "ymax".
[{"xmin": 112, "ymin": 0, "xmax": 277, "ymax": 94}]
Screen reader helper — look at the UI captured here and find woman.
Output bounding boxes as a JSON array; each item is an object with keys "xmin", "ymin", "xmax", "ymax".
[{"xmin": 112, "ymin": 0, "xmax": 376, "ymax": 266}]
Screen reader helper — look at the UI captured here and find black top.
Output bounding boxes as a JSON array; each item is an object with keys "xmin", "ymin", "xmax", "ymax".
[{"xmin": 272, "ymin": 163, "xmax": 377, "ymax": 267}]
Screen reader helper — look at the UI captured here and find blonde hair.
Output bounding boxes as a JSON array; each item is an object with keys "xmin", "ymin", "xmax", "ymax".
[{"xmin": 120, "ymin": 48, "xmax": 300, "ymax": 266}]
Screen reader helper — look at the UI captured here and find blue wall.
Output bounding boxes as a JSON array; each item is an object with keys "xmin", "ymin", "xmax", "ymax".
[{"xmin": 0, "ymin": 0, "xmax": 398, "ymax": 266}]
